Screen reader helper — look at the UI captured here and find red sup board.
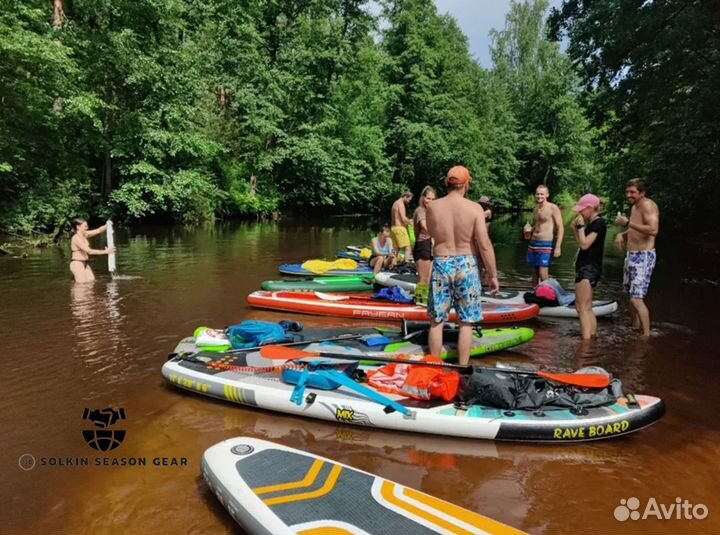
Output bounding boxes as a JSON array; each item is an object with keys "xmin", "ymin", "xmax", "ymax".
[{"xmin": 247, "ymin": 290, "xmax": 539, "ymax": 324}]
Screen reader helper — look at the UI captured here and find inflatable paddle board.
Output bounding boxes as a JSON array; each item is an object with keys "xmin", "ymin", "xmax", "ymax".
[
  {"xmin": 202, "ymin": 436, "xmax": 528, "ymax": 534},
  {"xmin": 261, "ymin": 275, "xmax": 374, "ymax": 293},
  {"xmin": 162, "ymin": 346, "xmax": 665, "ymax": 442},
  {"xmin": 375, "ymin": 273, "xmax": 618, "ymax": 318},
  {"xmin": 279, "ymin": 263, "xmax": 374, "ymax": 277},
  {"xmin": 177, "ymin": 324, "xmax": 535, "ymax": 361},
  {"xmin": 247, "ymin": 291, "xmax": 540, "ymax": 324}
]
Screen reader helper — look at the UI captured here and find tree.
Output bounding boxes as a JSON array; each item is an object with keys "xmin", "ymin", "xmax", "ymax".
[
  {"xmin": 491, "ymin": 0, "xmax": 600, "ymax": 201},
  {"xmin": 549, "ymin": 0, "xmax": 720, "ymax": 225},
  {"xmin": 0, "ymin": 0, "xmax": 93, "ymax": 232}
]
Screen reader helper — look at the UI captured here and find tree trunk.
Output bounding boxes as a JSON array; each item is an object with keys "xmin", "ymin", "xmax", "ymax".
[
  {"xmin": 103, "ymin": 152, "xmax": 112, "ymax": 195},
  {"xmin": 102, "ymin": 113, "xmax": 112, "ymax": 195},
  {"xmin": 249, "ymin": 174, "xmax": 257, "ymax": 197},
  {"xmin": 53, "ymin": 0, "xmax": 64, "ymax": 30},
  {"xmin": 52, "ymin": 0, "xmax": 64, "ymax": 111},
  {"xmin": 218, "ymin": 86, "xmax": 231, "ymax": 110}
]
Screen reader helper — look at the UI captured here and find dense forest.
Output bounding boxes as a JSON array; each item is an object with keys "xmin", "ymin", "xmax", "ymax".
[{"xmin": 1, "ymin": 0, "xmax": 717, "ymax": 235}]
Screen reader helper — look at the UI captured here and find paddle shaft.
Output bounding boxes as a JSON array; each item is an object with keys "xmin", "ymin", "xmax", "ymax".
[{"xmin": 258, "ymin": 345, "xmax": 611, "ymax": 388}]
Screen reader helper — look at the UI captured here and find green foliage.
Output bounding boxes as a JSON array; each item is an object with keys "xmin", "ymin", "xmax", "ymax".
[
  {"xmin": 0, "ymin": 0, "xmax": 639, "ymax": 236},
  {"xmin": 549, "ymin": 0, "xmax": 720, "ymax": 228},
  {"xmin": 491, "ymin": 0, "xmax": 601, "ymax": 202}
]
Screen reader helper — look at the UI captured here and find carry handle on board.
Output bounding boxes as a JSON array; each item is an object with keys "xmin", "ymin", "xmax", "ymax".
[{"xmin": 259, "ymin": 345, "xmax": 611, "ymax": 389}]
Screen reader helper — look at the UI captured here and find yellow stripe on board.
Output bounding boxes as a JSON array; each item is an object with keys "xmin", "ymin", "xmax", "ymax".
[
  {"xmin": 380, "ymin": 481, "xmax": 477, "ymax": 535},
  {"xmin": 297, "ymin": 527, "xmax": 357, "ymax": 535},
  {"xmin": 253, "ymin": 459, "xmax": 325, "ymax": 495},
  {"xmin": 224, "ymin": 385, "xmax": 245, "ymax": 403},
  {"xmin": 263, "ymin": 465, "xmax": 342, "ymax": 506},
  {"xmin": 404, "ymin": 487, "xmax": 527, "ymax": 535}
]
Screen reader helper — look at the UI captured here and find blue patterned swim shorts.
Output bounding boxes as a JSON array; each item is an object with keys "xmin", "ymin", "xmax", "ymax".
[
  {"xmin": 527, "ymin": 240, "xmax": 553, "ymax": 267},
  {"xmin": 623, "ymin": 250, "xmax": 656, "ymax": 298},
  {"xmin": 428, "ymin": 255, "xmax": 483, "ymax": 323}
]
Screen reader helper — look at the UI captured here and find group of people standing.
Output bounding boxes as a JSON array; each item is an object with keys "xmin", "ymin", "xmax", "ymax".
[
  {"xmin": 371, "ymin": 167, "xmax": 660, "ymax": 365},
  {"xmin": 525, "ymin": 179, "xmax": 659, "ymax": 340}
]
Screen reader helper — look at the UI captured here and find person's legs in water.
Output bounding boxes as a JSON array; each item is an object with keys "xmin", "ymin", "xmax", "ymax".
[
  {"xmin": 631, "ymin": 298, "xmax": 651, "ymax": 336},
  {"xmin": 70, "ymin": 261, "xmax": 86, "ymax": 282},
  {"xmin": 575, "ymin": 279, "xmax": 594, "ymax": 339},
  {"xmin": 70, "ymin": 261, "xmax": 95, "ymax": 283},
  {"xmin": 624, "ymin": 251, "xmax": 656, "ymax": 336}
]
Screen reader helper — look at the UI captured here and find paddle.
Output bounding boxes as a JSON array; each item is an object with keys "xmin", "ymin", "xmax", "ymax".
[{"xmin": 259, "ymin": 345, "xmax": 611, "ymax": 388}]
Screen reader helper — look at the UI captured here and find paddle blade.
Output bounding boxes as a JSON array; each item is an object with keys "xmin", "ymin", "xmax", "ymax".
[
  {"xmin": 260, "ymin": 345, "xmax": 319, "ymax": 361},
  {"xmin": 538, "ymin": 371, "xmax": 610, "ymax": 388}
]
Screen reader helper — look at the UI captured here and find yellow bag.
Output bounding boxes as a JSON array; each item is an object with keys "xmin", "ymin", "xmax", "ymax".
[{"xmin": 301, "ymin": 258, "xmax": 358, "ymax": 274}]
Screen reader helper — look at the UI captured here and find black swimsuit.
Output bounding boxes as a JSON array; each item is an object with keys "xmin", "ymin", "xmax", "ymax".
[{"xmin": 71, "ymin": 247, "xmax": 89, "ymax": 266}]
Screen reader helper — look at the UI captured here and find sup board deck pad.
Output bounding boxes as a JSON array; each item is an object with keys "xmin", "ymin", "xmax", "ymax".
[
  {"xmin": 163, "ymin": 349, "xmax": 665, "ymax": 442},
  {"xmin": 202, "ymin": 437, "xmax": 528, "ymax": 534}
]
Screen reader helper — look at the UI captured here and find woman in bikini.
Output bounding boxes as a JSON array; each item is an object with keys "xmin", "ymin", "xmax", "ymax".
[{"xmin": 69, "ymin": 218, "xmax": 115, "ymax": 283}]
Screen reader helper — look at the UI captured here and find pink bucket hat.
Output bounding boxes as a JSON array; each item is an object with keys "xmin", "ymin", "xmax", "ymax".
[{"xmin": 572, "ymin": 193, "xmax": 600, "ymax": 212}]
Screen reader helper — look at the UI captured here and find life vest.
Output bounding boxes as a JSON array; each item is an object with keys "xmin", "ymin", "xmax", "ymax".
[{"xmin": 367, "ymin": 355, "xmax": 460, "ymax": 401}]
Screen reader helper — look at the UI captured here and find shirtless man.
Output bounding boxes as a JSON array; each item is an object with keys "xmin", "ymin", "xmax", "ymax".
[
  {"xmin": 526, "ymin": 185, "xmax": 564, "ymax": 285},
  {"xmin": 426, "ymin": 166, "xmax": 499, "ymax": 365},
  {"xmin": 390, "ymin": 191, "xmax": 413, "ymax": 262},
  {"xmin": 615, "ymin": 178, "xmax": 660, "ymax": 337}
]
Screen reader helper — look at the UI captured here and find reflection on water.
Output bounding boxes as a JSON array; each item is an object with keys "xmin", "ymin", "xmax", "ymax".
[
  {"xmin": 70, "ymin": 281, "xmax": 129, "ymax": 388},
  {"xmin": 2, "ymin": 217, "xmax": 720, "ymax": 535}
]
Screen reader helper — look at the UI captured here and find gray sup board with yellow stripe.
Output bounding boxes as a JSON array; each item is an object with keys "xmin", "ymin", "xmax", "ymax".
[{"xmin": 202, "ymin": 436, "xmax": 527, "ymax": 535}]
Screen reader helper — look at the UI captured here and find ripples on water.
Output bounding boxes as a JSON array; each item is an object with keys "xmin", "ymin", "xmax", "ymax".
[{"xmin": 2, "ymin": 216, "xmax": 720, "ymax": 535}]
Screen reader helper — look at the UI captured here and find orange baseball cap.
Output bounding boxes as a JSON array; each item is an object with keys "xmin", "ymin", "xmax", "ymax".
[{"xmin": 446, "ymin": 166, "xmax": 472, "ymax": 186}]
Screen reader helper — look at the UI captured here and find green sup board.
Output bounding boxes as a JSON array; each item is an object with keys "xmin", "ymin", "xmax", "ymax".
[{"xmin": 261, "ymin": 275, "xmax": 374, "ymax": 292}]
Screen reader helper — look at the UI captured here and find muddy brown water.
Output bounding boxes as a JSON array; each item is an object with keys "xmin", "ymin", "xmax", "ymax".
[{"xmin": 1, "ymin": 216, "xmax": 719, "ymax": 535}]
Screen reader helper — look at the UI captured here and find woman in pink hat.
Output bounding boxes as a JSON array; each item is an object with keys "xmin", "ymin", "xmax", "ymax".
[{"xmin": 571, "ymin": 193, "xmax": 607, "ymax": 339}]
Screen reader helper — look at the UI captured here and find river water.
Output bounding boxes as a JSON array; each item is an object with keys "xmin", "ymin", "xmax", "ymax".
[{"xmin": 1, "ymin": 215, "xmax": 719, "ymax": 535}]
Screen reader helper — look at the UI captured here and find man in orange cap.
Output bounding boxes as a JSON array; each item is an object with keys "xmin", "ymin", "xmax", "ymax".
[{"xmin": 426, "ymin": 166, "xmax": 499, "ymax": 365}]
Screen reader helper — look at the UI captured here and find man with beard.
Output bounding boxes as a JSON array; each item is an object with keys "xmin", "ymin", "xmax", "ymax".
[{"xmin": 615, "ymin": 178, "xmax": 660, "ymax": 337}]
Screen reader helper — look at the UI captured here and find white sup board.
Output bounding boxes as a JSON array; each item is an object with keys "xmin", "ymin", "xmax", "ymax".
[{"xmin": 202, "ymin": 436, "xmax": 528, "ymax": 535}]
